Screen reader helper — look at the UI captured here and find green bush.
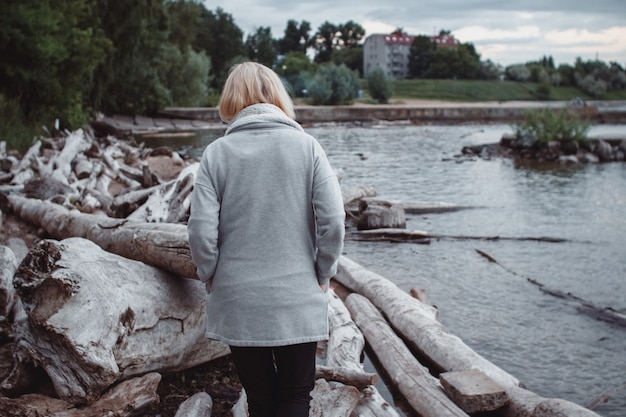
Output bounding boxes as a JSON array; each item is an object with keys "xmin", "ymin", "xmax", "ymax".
[
  {"xmin": 366, "ymin": 69, "xmax": 393, "ymax": 104},
  {"xmin": 514, "ymin": 108, "xmax": 590, "ymax": 144},
  {"xmin": 0, "ymin": 95, "xmax": 40, "ymax": 153},
  {"xmin": 308, "ymin": 64, "xmax": 358, "ymax": 105}
]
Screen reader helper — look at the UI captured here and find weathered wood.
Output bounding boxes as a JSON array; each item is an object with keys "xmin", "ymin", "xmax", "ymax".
[
  {"xmin": 345, "ymin": 293, "xmax": 468, "ymax": 417},
  {"xmin": 361, "ymin": 198, "xmax": 474, "ymax": 214},
  {"xmin": 126, "ymin": 162, "xmax": 198, "ymax": 223},
  {"xmin": 12, "ymin": 237, "xmax": 228, "ymax": 403},
  {"xmin": 49, "ymin": 130, "xmax": 92, "ymax": 184},
  {"xmin": 341, "ymin": 185, "xmax": 377, "ymax": 205},
  {"xmin": 0, "ymin": 372, "xmax": 161, "ymax": 417},
  {"xmin": 337, "ymin": 256, "xmax": 603, "ymax": 417},
  {"xmin": 356, "ymin": 204, "xmax": 406, "ymax": 230},
  {"xmin": 174, "ymin": 391, "xmax": 213, "ymax": 417},
  {"xmin": 315, "ymin": 365, "xmax": 377, "ymax": 390},
  {"xmin": 310, "ymin": 378, "xmax": 360, "ymax": 417},
  {"xmin": 327, "ymin": 290, "xmax": 400, "ymax": 417},
  {"xmin": 336, "ymin": 256, "xmax": 516, "ymax": 385},
  {"xmin": 335, "ymin": 256, "xmax": 438, "ymax": 322},
  {"xmin": 440, "ymin": 369, "xmax": 509, "ymax": 414},
  {"xmin": 476, "ymin": 249, "xmax": 626, "ymax": 327},
  {"xmin": 7, "ymin": 195, "xmax": 198, "ymax": 279},
  {"xmin": 0, "ymin": 246, "xmax": 18, "ymax": 320}
]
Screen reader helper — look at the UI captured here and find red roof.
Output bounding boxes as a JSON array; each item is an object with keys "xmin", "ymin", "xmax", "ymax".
[{"xmin": 382, "ymin": 34, "xmax": 414, "ymax": 45}]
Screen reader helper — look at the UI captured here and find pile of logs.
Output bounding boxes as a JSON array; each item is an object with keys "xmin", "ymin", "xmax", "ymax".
[{"xmin": 0, "ymin": 129, "xmax": 604, "ymax": 416}]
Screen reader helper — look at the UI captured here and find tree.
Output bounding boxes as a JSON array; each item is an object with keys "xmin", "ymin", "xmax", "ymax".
[
  {"xmin": 425, "ymin": 43, "xmax": 480, "ymax": 79},
  {"xmin": 337, "ymin": 21, "xmax": 365, "ymax": 50},
  {"xmin": 332, "ymin": 47, "xmax": 363, "ymax": 77},
  {"xmin": 0, "ymin": 0, "xmax": 110, "ymax": 128},
  {"xmin": 408, "ymin": 35, "xmax": 435, "ymax": 78},
  {"xmin": 314, "ymin": 20, "xmax": 365, "ymax": 64},
  {"xmin": 90, "ymin": 0, "xmax": 170, "ymax": 115},
  {"xmin": 276, "ymin": 51, "xmax": 316, "ymax": 97},
  {"xmin": 166, "ymin": 0, "xmax": 204, "ymax": 49},
  {"xmin": 193, "ymin": 7, "xmax": 244, "ymax": 89},
  {"xmin": 245, "ymin": 27, "xmax": 277, "ymax": 68},
  {"xmin": 308, "ymin": 64, "xmax": 358, "ymax": 105},
  {"xmin": 314, "ymin": 21, "xmax": 340, "ymax": 63},
  {"xmin": 156, "ymin": 44, "xmax": 211, "ymax": 107},
  {"xmin": 278, "ymin": 20, "xmax": 312, "ymax": 54},
  {"xmin": 367, "ymin": 69, "xmax": 393, "ymax": 104}
]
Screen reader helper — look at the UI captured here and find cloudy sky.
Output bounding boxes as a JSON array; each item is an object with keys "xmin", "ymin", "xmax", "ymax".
[{"xmin": 203, "ymin": 0, "xmax": 626, "ymax": 67}]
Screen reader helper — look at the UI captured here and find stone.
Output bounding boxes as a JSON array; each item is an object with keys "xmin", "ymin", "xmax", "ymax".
[
  {"xmin": 560, "ymin": 139, "xmax": 579, "ymax": 155},
  {"xmin": 593, "ymin": 139, "xmax": 614, "ymax": 162},
  {"xmin": 440, "ymin": 369, "xmax": 509, "ymax": 414}
]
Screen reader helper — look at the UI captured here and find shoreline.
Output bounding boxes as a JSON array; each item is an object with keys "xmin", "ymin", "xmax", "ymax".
[{"xmin": 92, "ymin": 100, "xmax": 626, "ymax": 139}]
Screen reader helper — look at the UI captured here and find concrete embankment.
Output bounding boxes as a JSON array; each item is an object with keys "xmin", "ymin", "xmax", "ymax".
[{"xmin": 93, "ymin": 100, "xmax": 626, "ymax": 138}]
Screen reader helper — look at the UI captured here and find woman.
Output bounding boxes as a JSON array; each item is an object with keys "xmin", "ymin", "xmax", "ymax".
[{"xmin": 187, "ymin": 62, "xmax": 345, "ymax": 417}]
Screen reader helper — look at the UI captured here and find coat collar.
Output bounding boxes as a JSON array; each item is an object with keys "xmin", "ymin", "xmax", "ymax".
[{"xmin": 225, "ymin": 103, "xmax": 303, "ymax": 135}]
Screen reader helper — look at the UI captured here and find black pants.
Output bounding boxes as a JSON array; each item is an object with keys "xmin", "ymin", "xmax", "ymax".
[{"xmin": 229, "ymin": 342, "xmax": 317, "ymax": 417}]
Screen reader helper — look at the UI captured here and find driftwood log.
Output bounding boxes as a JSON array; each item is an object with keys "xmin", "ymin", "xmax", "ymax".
[
  {"xmin": 326, "ymin": 291, "xmax": 399, "ymax": 416},
  {"xmin": 0, "ymin": 372, "xmax": 161, "ymax": 417},
  {"xmin": 335, "ymin": 256, "xmax": 603, "ymax": 417},
  {"xmin": 10, "ymin": 237, "xmax": 228, "ymax": 403},
  {"xmin": 6, "ymin": 195, "xmax": 198, "ymax": 279},
  {"xmin": 345, "ymin": 293, "xmax": 469, "ymax": 417}
]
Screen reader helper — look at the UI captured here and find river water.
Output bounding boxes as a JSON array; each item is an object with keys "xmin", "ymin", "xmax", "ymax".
[{"xmin": 179, "ymin": 123, "xmax": 626, "ymax": 416}]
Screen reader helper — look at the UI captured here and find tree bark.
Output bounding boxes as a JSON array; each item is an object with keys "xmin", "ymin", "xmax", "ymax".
[
  {"xmin": 11, "ymin": 237, "xmax": 228, "ymax": 403},
  {"xmin": 7, "ymin": 195, "xmax": 198, "ymax": 279},
  {"xmin": 0, "ymin": 372, "xmax": 161, "ymax": 417}
]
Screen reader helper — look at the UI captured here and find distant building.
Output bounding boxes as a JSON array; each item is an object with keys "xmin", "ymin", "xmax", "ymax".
[{"xmin": 363, "ymin": 32, "xmax": 460, "ymax": 79}]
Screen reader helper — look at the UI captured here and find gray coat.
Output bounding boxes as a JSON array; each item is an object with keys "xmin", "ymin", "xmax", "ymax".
[{"xmin": 187, "ymin": 104, "xmax": 345, "ymax": 347}]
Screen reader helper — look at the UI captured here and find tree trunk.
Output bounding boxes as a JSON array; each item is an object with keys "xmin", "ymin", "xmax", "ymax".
[
  {"xmin": 0, "ymin": 372, "xmax": 161, "ymax": 417},
  {"xmin": 7, "ymin": 195, "xmax": 199, "ymax": 279},
  {"xmin": 345, "ymin": 293, "xmax": 469, "ymax": 417},
  {"xmin": 11, "ymin": 237, "xmax": 228, "ymax": 404}
]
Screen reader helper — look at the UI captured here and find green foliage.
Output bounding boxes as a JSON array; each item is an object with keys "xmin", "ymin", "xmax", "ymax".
[
  {"xmin": 277, "ymin": 52, "xmax": 317, "ymax": 97},
  {"xmin": 90, "ymin": 0, "xmax": 170, "ymax": 115},
  {"xmin": 0, "ymin": 0, "xmax": 110, "ymax": 128},
  {"xmin": 278, "ymin": 20, "xmax": 312, "ymax": 54},
  {"xmin": 534, "ymin": 81, "xmax": 552, "ymax": 100},
  {"xmin": 408, "ymin": 35, "xmax": 436, "ymax": 78},
  {"xmin": 156, "ymin": 44, "xmax": 211, "ymax": 107},
  {"xmin": 366, "ymin": 69, "xmax": 393, "ymax": 104},
  {"xmin": 313, "ymin": 20, "xmax": 364, "ymax": 64},
  {"xmin": 331, "ymin": 47, "xmax": 363, "ymax": 77},
  {"xmin": 245, "ymin": 27, "xmax": 277, "ymax": 68},
  {"xmin": 308, "ymin": 64, "xmax": 358, "ymax": 105},
  {"xmin": 193, "ymin": 7, "xmax": 245, "ymax": 89},
  {"xmin": 514, "ymin": 108, "xmax": 590, "ymax": 144},
  {"xmin": 0, "ymin": 95, "xmax": 40, "ymax": 153}
]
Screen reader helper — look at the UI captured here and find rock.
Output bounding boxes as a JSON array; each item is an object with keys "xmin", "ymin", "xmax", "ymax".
[
  {"xmin": 174, "ymin": 392, "xmax": 213, "ymax": 417},
  {"xmin": 593, "ymin": 140, "xmax": 614, "ymax": 162},
  {"xmin": 511, "ymin": 134, "xmax": 538, "ymax": 150},
  {"xmin": 579, "ymin": 152, "xmax": 600, "ymax": 164},
  {"xmin": 560, "ymin": 139, "xmax": 579, "ymax": 155},
  {"xmin": 499, "ymin": 133, "xmax": 516, "ymax": 148},
  {"xmin": 558, "ymin": 155, "xmax": 579, "ymax": 164}
]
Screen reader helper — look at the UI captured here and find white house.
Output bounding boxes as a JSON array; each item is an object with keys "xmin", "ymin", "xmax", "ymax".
[
  {"xmin": 363, "ymin": 33, "xmax": 461, "ymax": 79},
  {"xmin": 363, "ymin": 33, "xmax": 414, "ymax": 79}
]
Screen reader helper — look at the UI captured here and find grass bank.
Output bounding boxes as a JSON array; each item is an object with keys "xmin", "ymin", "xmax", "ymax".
[{"xmin": 390, "ymin": 79, "xmax": 626, "ymax": 102}]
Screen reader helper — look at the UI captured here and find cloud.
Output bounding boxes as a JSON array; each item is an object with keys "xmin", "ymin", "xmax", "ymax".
[{"xmin": 204, "ymin": 0, "xmax": 626, "ymax": 66}]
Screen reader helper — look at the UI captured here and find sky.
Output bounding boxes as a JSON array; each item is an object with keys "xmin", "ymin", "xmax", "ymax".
[{"xmin": 202, "ymin": 0, "xmax": 626, "ymax": 68}]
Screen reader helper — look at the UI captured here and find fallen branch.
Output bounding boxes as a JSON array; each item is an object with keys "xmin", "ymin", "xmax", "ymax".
[{"xmin": 476, "ymin": 249, "xmax": 626, "ymax": 327}]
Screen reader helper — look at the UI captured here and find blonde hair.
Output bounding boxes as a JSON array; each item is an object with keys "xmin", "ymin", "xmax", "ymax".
[{"xmin": 218, "ymin": 62, "xmax": 295, "ymax": 122}]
